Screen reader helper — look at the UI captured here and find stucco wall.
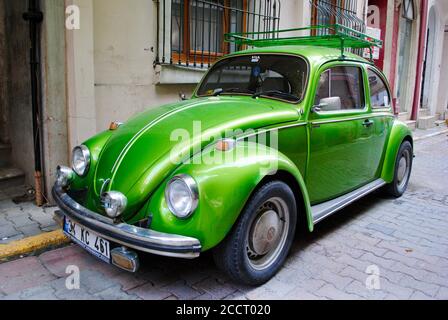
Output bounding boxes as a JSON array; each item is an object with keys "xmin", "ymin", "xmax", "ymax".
[
  {"xmin": 65, "ymin": 0, "xmax": 372, "ymax": 150},
  {"xmin": 92, "ymin": 0, "xmax": 196, "ymax": 137},
  {"xmin": 65, "ymin": 0, "xmax": 308, "ymax": 149},
  {"xmin": 426, "ymin": 0, "xmax": 448, "ymax": 116},
  {"xmin": 435, "ymin": 25, "xmax": 448, "ymax": 117}
]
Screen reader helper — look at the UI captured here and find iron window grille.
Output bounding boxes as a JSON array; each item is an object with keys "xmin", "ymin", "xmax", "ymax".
[
  {"xmin": 155, "ymin": 0, "xmax": 281, "ymax": 69},
  {"xmin": 402, "ymin": 0, "xmax": 415, "ymax": 21},
  {"xmin": 310, "ymin": 0, "xmax": 365, "ymax": 35},
  {"xmin": 310, "ymin": 0, "xmax": 365, "ymax": 56}
]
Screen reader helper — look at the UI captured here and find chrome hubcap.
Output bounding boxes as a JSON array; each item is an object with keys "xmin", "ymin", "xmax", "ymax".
[
  {"xmin": 397, "ymin": 149, "xmax": 411, "ymax": 189},
  {"xmin": 246, "ymin": 197, "xmax": 289, "ymax": 270}
]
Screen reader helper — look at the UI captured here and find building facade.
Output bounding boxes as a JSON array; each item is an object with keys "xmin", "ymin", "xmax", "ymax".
[
  {"xmin": 0, "ymin": 0, "xmax": 446, "ymax": 204},
  {"xmin": 366, "ymin": 0, "xmax": 448, "ymax": 127}
]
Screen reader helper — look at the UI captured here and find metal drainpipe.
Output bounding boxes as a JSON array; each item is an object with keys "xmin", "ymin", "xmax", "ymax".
[
  {"xmin": 23, "ymin": 0, "xmax": 44, "ymax": 206},
  {"xmin": 411, "ymin": 0, "xmax": 429, "ymax": 121}
]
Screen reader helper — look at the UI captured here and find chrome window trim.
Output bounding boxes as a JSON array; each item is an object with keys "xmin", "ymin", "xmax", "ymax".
[
  {"xmin": 313, "ymin": 63, "xmax": 369, "ymax": 114},
  {"xmin": 311, "ymin": 114, "xmax": 394, "ymax": 125}
]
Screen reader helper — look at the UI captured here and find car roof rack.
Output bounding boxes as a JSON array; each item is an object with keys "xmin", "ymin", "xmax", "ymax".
[{"xmin": 225, "ymin": 24, "xmax": 383, "ymax": 61}]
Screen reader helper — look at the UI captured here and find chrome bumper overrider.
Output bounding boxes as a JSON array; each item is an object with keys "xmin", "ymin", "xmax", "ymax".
[{"xmin": 52, "ymin": 185, "xmax": 202, "ymax": 259}]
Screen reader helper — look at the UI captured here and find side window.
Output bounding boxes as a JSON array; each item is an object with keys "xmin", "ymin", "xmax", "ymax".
[
  {"xmin": 314, "ymin": 66, "xmax": 364, "ymax": 111},
  {"xmin": 368, "ymin": 69, "xmax": 391, "ymax": 109}
]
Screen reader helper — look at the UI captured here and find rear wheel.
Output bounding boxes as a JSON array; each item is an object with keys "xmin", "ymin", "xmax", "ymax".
[
  {"xmin": 213, "ymin": 181, "xmax": 297, "ymax": 285},
  {"xmin": 385, "ymin": 140, "xmax": 413, "ymax": 197}
]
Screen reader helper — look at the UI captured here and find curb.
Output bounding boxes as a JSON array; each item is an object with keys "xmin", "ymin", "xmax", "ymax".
[
  {"xmin": 0, "ymin": 230, "xmax": 70, "ymax": 261},
  {"xmin": 414, "ymin": 129, "xmax": 448, "ymax": 142}
]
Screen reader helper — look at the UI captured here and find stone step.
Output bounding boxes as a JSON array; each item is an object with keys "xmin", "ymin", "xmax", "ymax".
[
  {"xmin": 419, "ymin": 108, "xmax": 431, "ymax": 117},
  {"xmin": 0, "ymin": 143, "xmax": 11, "ymax": 167},
  {"xmin": 398, "ymin": 112, "xmax": 409, "ymax": 121},
  {"xmin": 404, "ymin": 120, "xmax": 417, "ymax": 131},
  {"xmin": 0, "ymin": 167, "xmax": 25, "ymax": 189},
  {"xmin": 417, "ymin": 115, "xmax": 437, "ymax": 129}
]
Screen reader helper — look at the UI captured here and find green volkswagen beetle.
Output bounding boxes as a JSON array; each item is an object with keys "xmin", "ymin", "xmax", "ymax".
[{"xmin": 53, "ymin": 27, "xmax": 413, "ymax": 285}]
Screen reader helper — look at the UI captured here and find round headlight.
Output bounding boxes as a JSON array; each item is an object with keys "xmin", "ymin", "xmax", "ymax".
[
  {"xmin": 102, "ymin": 191, "xmax": 127, "ymax": 219},
  {"xmin": 165, "ymin": 174, "xmax": 199, "ymax": 219},
  {"xmin": 72, "ymin": 145, "xmax": 90, "ymax": 177}
]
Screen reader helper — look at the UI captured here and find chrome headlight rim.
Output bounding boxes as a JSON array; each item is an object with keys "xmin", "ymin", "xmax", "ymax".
[
  {"xmin": 165, "ymin": 174, "xmax": 199, "ymax": 219},
  {"xmin": 72, "ymin": 145, "xmax": 91, "ymax": 177},
  {"xmin": 102, "ymin": 191, "xmax": 128, "ymax": 219}
]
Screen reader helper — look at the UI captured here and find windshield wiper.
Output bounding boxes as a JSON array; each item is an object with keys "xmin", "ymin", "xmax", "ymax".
[
  {"xmin": 252, "ymin": 90, "xmax": 299, "ymax": 102},
  {"xmin": 213, "ymin": 88, "xmax": 254, "ymax": 96}
]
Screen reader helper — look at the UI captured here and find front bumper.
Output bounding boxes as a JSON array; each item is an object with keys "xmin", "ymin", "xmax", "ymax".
[{"xmin": 52, "ymin": 185, "xmax": 202, "ymax": 259}]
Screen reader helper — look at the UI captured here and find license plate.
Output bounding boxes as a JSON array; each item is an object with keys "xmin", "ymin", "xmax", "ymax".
[{"xmin": 63, "ymin": 217, "xmax": 111, "ymax": 263}]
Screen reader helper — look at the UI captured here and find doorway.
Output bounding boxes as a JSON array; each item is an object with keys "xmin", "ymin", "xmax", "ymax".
[
  {"xmin": 0, "ymin": 1, "xmax": 36, "ymax": 193},
  {"xmin": 396, "ymin": 0, "xmax": 415, "ymax": 113},
  {"xmin": 421, "ymin": 7, "xmax": 436, "ymax": 111}
]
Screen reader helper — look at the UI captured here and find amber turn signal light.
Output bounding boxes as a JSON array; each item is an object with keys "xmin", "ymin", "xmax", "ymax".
[{"xmin": 109, "ymin": 121, "xmax": 123, "ymax": 130}]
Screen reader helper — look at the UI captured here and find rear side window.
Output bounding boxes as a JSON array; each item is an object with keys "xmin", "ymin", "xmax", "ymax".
[
  {"xmin": 368, "ymin": 69, "xmax": 391, "ymax": 109},
  {"xmin": 314, "ymin": 66, "xmax": 364, "ymax": 111}
]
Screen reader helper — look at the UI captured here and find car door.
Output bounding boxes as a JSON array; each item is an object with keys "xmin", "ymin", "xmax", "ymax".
[
  {"xmin": 366, "ymin": 67, "xmax": 395, "ymax": 178},
  {"xmin": 306, "ymin": 63, "xmax": 378, "ymax": 204}
]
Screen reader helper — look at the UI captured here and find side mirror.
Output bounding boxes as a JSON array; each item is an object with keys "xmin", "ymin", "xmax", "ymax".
[{"xmin": 312, "ymin": 97, "xmax": 341, "ymax": 112}]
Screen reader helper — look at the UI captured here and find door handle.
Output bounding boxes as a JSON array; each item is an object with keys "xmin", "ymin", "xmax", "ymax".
[{"xmin": 362, "ymin": 119, "xmax": 374, "ymax": 128}]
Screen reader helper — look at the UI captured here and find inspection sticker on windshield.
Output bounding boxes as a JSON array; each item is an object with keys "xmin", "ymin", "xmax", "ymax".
[{"xmin": 251, "ymin": 55, "xmax": 260, "ymax": 63}]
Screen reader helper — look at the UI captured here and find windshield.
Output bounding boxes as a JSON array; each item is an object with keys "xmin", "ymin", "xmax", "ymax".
[{"xmin": 197, "ymin": 54, "xmax": 308, "ymax": 103}]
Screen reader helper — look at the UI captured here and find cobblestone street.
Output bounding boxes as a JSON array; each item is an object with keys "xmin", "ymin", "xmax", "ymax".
[
  {"xmin": 0, "ymin": 134, "xmax": 447, "ymax": 300},
  {"xmin": 0, "ymin": 193, "xmax": 59, "ymax": 244}
]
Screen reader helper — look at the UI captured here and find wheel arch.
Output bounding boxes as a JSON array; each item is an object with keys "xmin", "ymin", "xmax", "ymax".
[
  {"xmin": 381, "ymin": 120, "xmax": 414, "ymax": 183},
  {"xmin": 255, "ymin": 170, "xmax": 313, "ymax": 233}
]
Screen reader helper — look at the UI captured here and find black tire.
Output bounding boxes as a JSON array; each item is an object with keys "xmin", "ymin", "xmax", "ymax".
[
  {"xmin": 385, "ymin": 140, "xmax": 413, "ymax": 197},
  {"xmin": 213, "ymin": 181, "xmax": 297, "ymax": 286}
]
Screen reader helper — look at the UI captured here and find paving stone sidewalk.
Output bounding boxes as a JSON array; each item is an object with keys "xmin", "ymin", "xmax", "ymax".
[
  {"xmin": 0, "ymin": 134, "xmax": 447, "ymax": 300},
  {"xmin": 0, "ymin": 185, "xmax": 59, "ymax": 244}
]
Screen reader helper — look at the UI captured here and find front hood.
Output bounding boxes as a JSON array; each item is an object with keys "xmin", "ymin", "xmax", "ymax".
[{"xmin": 91, "ymin": 96, "xmax": 300, "ymax": 215}]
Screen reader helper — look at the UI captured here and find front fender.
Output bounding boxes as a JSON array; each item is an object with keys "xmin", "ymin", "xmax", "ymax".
[
  {"xmin": 142, "ymin": 141, "xmax": 312, "ymax": 251},
  {"xmin": 71, "ymin": 130, "xmax": 113, "ymax": 190},
  {"xmin": 381, "ymin": 119, "xmax": 413, "ymax": 183}
]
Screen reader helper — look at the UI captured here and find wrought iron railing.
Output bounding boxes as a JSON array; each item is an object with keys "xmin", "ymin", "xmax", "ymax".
[
  {"xmin": 310, "ymin": 0, "xmax": 365, "ymax": 34},
  {"xmin": 155, "ymin": 0, "xmax": 281, "ymax": 69}
]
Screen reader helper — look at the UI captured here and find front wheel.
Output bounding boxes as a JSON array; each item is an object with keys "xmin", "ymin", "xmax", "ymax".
[
  {"xmin": 213, "ymin": 181, "xmax": 297, "ymax": 285},
  {"xmin": 385, "ymin": 140, "xmax": 413, "ymax": 197}
]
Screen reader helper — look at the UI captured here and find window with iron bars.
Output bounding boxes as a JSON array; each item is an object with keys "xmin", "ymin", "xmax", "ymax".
[
  {"xmin": 310, "ymin": 0, "xmax": 365, "ymax": 35},
  {"xmin": 156, "ymin": 0, "xmax": 281, "ymax": 69}
]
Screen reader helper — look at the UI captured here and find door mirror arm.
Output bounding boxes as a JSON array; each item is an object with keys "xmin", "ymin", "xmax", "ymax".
[
  {"xmin": 311, "ymin": 105, "xmax": 322, "ymax": 113},
  {"xmin": 311, "ymin": 103, "xmax": 328, "ymax": 113}
]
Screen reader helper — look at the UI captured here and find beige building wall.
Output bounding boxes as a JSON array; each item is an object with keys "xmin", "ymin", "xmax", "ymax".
[
  {"xmin": 379, "ymin": 0, "xmax": 422, "ymax": 119},
  {"xmin": 65, "ymin": 0, "xmax": 316, "ymax": 150},
  {"xmin": 437, "ymin": 29, "xmax": 448, "ymax": 118},
  {"xmin": 426, "ymin": 0, "xmax": 448, "ymax": 117}
]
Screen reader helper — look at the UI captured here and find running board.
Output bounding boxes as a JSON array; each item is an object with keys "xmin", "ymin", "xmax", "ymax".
[{"xmin": 311, "ymin": 179, "xmax": 386, "ymax": 224}]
